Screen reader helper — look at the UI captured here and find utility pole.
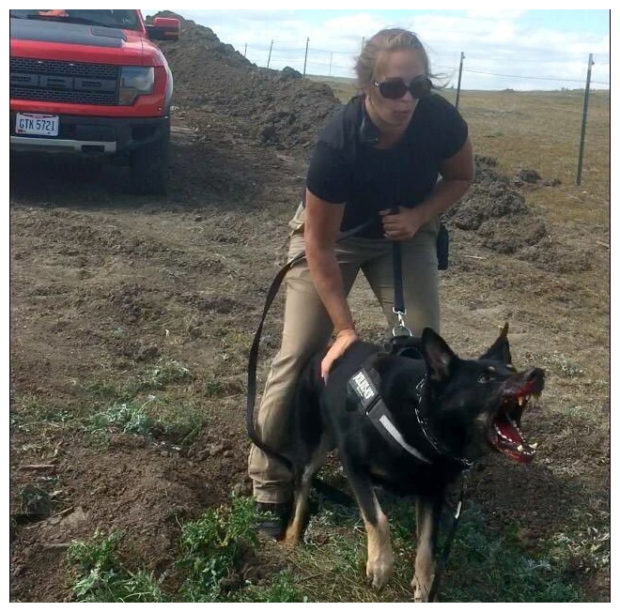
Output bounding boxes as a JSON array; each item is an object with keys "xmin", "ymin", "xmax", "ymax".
[
  {"xmin": 243, "ymin": 43, "xmax": 247, "ymax": 57},
  {"xmin": 455, "ymin": 52, "xmax": 465, "ymax": 110},
  {"xmin": 576, "ymin": 53, "xmax": 594, "ymax": 186},
  {"xmin": 267, "ymin": 40, "xmax": 273, "ymax": 68},
  {"xmin": 303, "ymin": 37, "xmax": 309, "ymax": 76},
  {"xmin": 329, "ymin": 52, "xmax": 333, "ymax": 77}
]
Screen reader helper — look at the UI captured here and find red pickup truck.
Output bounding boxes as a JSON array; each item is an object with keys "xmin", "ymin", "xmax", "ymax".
[{"xmin": 10, "ymin": 9, "xmax": 179, "ymax": 194}]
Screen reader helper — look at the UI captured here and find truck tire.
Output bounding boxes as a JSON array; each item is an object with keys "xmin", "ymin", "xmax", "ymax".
[{"xmin": 130, "ymin": 119, "xmax": 170, "ymax": 195}]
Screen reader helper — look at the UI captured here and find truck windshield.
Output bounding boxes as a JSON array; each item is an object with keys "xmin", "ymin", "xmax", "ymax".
[{"xmin": 9, "ymin": 10, "xmax": 142, "ymax": 31}]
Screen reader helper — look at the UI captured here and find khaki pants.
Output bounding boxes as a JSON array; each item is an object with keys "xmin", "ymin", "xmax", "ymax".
[{"xmin": 248, "ymin": 206, "xmax": 440, "ymax": 503}]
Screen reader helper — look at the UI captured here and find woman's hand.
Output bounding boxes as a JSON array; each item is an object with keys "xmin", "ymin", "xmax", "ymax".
[
  {"xmin": 380, "ymin": 206, "xmax": 428, "ymax": 241},
  {"xmin": 321, "ymin": 328, "xmax": 358, "ymax": 383}
]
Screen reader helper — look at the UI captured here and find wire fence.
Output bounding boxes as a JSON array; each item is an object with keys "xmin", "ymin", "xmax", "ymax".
[
  {"xmin": 240, "ymin": 39, "xmax": 608, "ymax": 185},
  {"xmin": 240, "ymin": 39, "xmax": 610, "ymax": 89}
]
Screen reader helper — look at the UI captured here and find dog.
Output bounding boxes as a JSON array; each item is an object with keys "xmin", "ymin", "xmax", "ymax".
[{"xmin": 279, "ymin": 324, "xmax": 544, "ymax": 601}]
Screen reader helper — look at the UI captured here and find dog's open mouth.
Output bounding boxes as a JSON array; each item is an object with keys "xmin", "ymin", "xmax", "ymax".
[{"xmin": 491, "ymin": 378, "xmax": 542, "ymax": 464}]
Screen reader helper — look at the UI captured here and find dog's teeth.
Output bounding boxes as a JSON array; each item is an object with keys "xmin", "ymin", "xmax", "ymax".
[
  {"xmin": 517, "ymin": 444, "xmax": 524, "ymax": 452},
  {"xmin": 530, "ymin": 442, "xmax": 538, "ymax": 449},
  {"xmin": 518, "ymin": 397, "xmax": 524, "ymax": 406}
]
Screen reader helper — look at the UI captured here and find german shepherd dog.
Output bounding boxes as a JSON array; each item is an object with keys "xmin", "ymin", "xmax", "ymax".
[{"xmin": 280, "ymin": 324, "xmax": 544, "ymax": 601}]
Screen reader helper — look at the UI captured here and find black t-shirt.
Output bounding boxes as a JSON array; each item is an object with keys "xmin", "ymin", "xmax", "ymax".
[{"xmin": 306, "ymin": 93, "xmax": 468, "ymax": 238}]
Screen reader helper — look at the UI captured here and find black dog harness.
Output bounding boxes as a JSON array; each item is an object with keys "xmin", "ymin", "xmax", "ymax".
[
  {"xmin": 348, "ymin": 361, "xmax": 473, "ymax": 470},
  {"xmin": 348, "ymin": 367, "xmax": 432, "ymax": 464}
]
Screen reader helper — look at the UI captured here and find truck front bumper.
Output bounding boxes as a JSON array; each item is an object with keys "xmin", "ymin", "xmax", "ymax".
[{"xmin": 9, "ymin": 112, "xmax": 169, "ymax": 155}]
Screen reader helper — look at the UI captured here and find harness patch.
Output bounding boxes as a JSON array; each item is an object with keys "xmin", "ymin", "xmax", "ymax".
[
  {"xmin": 351, "ymin": 371, "xmax": 376, "ymax": 401},
  {"xmin": 349, "ymin": 369, "xmax": 379, "ymax": 412}
]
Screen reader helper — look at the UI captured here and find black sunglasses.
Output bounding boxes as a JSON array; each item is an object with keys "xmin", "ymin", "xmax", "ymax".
[{"xmin": 372, "ymin": 75, "xmax": 432, "ymax": 100}]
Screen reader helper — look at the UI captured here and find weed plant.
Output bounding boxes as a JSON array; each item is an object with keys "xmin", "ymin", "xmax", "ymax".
[
  {"xmin": 175, "ymin": 495, "xmax": 260, "ymax": 601},
  {"xmin": 67, "ymin": 530, "xmax": 166, "ymax": 602}
]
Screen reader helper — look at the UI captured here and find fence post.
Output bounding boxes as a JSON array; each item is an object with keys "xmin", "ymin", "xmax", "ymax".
[
  {"xmin": 455, "ymin": 52, "xmax": 465, "ymax": 110},
  {"xmin": 303, "ymin": 37, "xmax": 309, "ymax": 76},
  {"xmin": 267, "ymin": 40, "xmax": 274, "ymax": 68},
  {"xmin": 576, "ymin": 53, "xmax": 594, "ymax": 186}
]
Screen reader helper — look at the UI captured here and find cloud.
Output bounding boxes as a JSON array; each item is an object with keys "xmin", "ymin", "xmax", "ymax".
[{"xmin": 165, "ymin": 9, "xmax": 609, "ymax": 89}]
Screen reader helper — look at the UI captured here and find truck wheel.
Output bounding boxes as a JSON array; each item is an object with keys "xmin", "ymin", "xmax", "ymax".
[{"xmin": 130, "ymin": 120, "xmax": 170, "ymax": 195}]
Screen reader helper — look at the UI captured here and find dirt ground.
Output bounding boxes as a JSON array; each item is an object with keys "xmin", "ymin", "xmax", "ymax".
[{"xmin": 9, "ymin": 14, "xmax": 609, "ymax": 602}]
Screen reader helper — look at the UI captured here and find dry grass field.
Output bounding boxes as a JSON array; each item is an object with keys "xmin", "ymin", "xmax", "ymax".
[{"xmin": 315, "ymin": 76, "xmax": 609, "ymax": 227}]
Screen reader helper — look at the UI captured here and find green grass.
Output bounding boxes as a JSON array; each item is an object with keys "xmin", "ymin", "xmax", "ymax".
[
  {"xmin": 135, "ymin": 357, "xmax": 193, "ymax": 390},
  {"xmin": 67, "ymin": 530, "xmax": 167, "ymax": 602},
  {"xmin": 286, "ymin": 495, "xmax": 584, "ymax": 602},
  {"xmin": 10, "ymin": 392, "xmax": 74, "ymax": 433},
  {"xmin": 66, "ymin": 496, "xmax": 303, "ymax": 603},
  {"xmin": 65, "ymin": 491, "xmax": 589, "ymax": 603},
  {"xmin": 64, "ymin": 357, "xmax": 207, "ymax": 447},
  {"xmin": 440, "ymin": 507, "xmax": 580, "ymax": 602},
  {"xmin": 239, "ymin": 569, "xmax": 307, "ymax": 603},
  {"xmin": 175, "ymin": 495, "xmax": 260, "ymax": 602},
  {"xmin": 11, "ymin": 356, "xmax": 199, "ymax": 440},
  {"xmin": 85, "ymin": 394, "xmax": 207, "ymax": 447}
]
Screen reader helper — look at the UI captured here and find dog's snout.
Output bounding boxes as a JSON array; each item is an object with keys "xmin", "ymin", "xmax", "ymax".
[{"xmin": 525, "ymin": 367, "xmax": 545, "ymax": 384}]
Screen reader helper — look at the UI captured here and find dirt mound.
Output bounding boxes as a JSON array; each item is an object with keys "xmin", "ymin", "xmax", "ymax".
[
  {"xmin": 444, "ymin": 156, "xmax": 592, "ymax": 272},
  {"xmin": 150, "ymin": 11, "xmax": 341, "ymax": 151}
]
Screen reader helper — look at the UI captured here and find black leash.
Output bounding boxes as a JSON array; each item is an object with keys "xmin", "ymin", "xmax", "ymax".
[
  {"xmin": 388, "ymin": 211, "xmax": 412, "ymax": 338},
  {"xmin": 428, "ymin": 472, "xmax": 469, "ymax": 602},
  {"xmin": 246, "ymin": 218, "xmax": 374, "ymax": 470}
]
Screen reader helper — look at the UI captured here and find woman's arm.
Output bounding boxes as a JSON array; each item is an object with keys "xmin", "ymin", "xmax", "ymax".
[
  {"xmin": 304, "ymin": 188, "xmax": 358, "ymax": 379},
  {"xmin": 381, "ymin": 137, "xmax": 475, "ymax": 240}
]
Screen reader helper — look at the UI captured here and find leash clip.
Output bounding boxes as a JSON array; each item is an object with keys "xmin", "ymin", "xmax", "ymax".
[{"xmin": 392, "ymin": 308, "xmax": 413, "ymax": 337}]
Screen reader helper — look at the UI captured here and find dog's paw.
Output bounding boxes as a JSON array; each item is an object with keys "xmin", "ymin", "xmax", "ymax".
[
  {"xmin": 281, "ymin": 527, "xmax": 301, "ymax": 549},
  {"xmin": 366, "ymin": 554, "xmax": 394, "ymax": 591},
  {"xmin": 411, "ymin": 575, "xmax": 434, "ymax": 602}
]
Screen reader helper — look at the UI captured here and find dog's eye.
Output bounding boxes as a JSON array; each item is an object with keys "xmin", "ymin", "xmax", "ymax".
[{"xmin": 478, "ymin": 371, "xmax": 495, "ymax": 383}]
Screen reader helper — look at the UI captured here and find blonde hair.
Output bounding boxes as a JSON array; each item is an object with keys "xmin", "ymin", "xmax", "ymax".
[{"xmin": 355, "ymin": 28, "xmax": 433, "ymax": 89}]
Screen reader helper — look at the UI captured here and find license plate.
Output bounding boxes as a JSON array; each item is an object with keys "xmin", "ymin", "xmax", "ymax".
[{"xmin": 15, "ymin": 113, "xmax": 59, "ymax": 137}]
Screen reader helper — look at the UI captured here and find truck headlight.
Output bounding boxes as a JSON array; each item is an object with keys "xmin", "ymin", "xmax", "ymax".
[{"xmin": 119, "ymin": 66, "xmax": 154, "ymax": 105}]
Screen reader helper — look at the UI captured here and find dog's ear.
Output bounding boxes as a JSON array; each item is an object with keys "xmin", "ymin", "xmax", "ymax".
[
  {"xmin": 479, "ymin": 322, "xmax": 512, "ymax": 364},
  {"xmin": 421, "ymin": 328, "xmax": 456, "ymax": 381}
]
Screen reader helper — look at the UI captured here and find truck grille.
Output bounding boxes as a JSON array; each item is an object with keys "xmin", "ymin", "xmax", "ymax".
[{"xmin": 10, "ymin": 57, "xmax": 120, "ymax": 106}]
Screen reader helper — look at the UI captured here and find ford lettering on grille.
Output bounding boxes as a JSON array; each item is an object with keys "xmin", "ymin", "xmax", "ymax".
[{"xmin": 9, "ymin": 58, "xmax": 119, "ymax": 105}]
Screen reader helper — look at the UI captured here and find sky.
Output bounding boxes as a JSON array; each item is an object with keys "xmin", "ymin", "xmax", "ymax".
[{"xmin": 143, "ymin": 7, "xmax": 610, "ymax": 91}]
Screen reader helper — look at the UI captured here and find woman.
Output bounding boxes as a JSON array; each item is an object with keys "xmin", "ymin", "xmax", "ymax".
[{"xmin": 248, "ymin": 28, "xmax": 474, "ymax": 537}]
